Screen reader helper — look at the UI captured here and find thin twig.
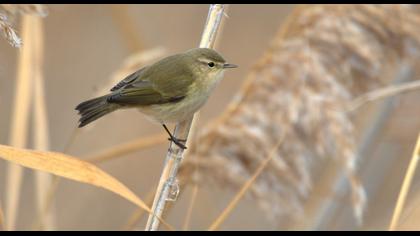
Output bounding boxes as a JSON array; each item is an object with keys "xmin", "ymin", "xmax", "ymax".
[
  {"xmin": 181, "ymin": 131, "xmax": 201, "ymax": 231},
  {"xmin": 86, "ymin": 133, "xmax": 167, "ymax": 164},
  {"xmin": 181, "ymin": 145, "xmax": 200, "ymax": 231},
  {"xmin": 208, "ymin": 136, "xmax": 285, "ymax": 231},
  {"xmin": 62, "ymin": 128, "xmax": 80, "ymax": 153},
  {"xmin": 182, "ymin": 184, "xmax": 199, "ymax": 230},
  {"xmin": 122, "ymin": 187, "xmax": 156, "ymax": 231},
  {"xmin": 398, "ymin": 182, "xmax": 420, "ymax": 226},
  {"xmin": 389, "ymin": 133, "xmax": 420, "ymax": 231},
  {"xmin": 346, "ymin": 80, "xmax": 420, "ymax": 112},
  {"xmin": 145, "ymin": 4, "xmax": 227, "ymax": 231},
  {"xmin": 127, "ymin": 186, "xmax": 185, "ymax": 230}
]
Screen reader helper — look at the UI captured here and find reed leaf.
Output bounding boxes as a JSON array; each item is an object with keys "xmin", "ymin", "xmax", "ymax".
[{"xmin": 0, "ymin": 144, "xmax": 173, "ymax": 230}]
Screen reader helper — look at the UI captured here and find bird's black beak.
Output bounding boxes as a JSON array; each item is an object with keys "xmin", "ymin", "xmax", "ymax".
[{"xmin": 223, "ymin": 63, "xmax": 238, "ymax": 69}]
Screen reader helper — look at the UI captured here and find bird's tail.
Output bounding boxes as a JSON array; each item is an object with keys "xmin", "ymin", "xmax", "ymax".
[{"xmin": 75, "ymin": 95, "xmax": 119, "ymax": 127}]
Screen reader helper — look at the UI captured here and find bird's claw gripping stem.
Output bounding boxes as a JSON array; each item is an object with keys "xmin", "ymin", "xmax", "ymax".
[
  {"xmin": 163, "ymin": 124, "xmax": 187, "ymax": 149},
  {"xmin": 168, "ymin": 137, "xmax": 187, "ymax": 149}
]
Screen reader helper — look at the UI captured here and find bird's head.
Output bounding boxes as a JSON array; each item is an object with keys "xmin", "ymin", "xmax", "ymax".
[{"xmin": 185, "ymin": 48, "xmax": 237, "ymax": 80}]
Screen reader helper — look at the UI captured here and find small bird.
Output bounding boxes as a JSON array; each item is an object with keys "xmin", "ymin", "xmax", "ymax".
[{"xmin": 75, "ymin": 48, "xmax": 237, "ymax": 149}]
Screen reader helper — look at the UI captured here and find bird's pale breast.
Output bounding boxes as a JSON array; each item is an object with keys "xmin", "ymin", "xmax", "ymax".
[{"xmin": 137, "ymin": 71, "xmax": 224, "ymax": 124}]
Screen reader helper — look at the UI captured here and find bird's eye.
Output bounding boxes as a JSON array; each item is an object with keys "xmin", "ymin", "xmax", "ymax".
[{"xmin": 207, "ymin": 62, "xmax": 215, "ymax": 68}]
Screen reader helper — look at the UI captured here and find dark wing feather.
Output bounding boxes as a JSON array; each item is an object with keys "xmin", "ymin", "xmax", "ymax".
[
  {"xmin": 110, "ymin": 67, "xmax": 147, "ymax": 92},
  {"xmin": 107, "ymin": 82, "xmax": 177, "ymax": 105}
]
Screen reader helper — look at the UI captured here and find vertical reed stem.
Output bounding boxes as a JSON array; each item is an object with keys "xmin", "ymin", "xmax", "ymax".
[
  {"xmin": 4, "ymin": 15, "xmax": 35, "ymax": 231},
  {"xmin": 144, "ymin": 4, "xmax": 226, "ymax": 231},
  {"xmin": 0, "ymin": 199, "xmax": 4, "ymax": 231},
  {"xmin": 31, "ymin": 16, "xmax": 55, "ymax": 230},
  {"xmin": 389, "ymin": 133, "xmax": 420, "ymax": 230}
]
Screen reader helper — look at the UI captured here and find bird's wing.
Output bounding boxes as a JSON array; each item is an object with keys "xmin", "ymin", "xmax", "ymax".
[
  {"xmin": 107, "ymin": 60, "xmax": 194, "ymax": 105},
  {"xmin": 107, "ymin": 83, "xmax": 184, "ymax": 105},
  {"xmin": 145, "ymin": 55, "xmax": 195, "ymax": 98},
  {"xmin": 110, "ymin": 67, "xmax": 147, "ymax": 92}
]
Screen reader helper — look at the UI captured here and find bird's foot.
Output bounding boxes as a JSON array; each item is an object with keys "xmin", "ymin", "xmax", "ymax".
[
  {"xmin": 162, "ymin": 124, "xmax": 187, "ymax": 149},
  {"xmin": 168, "ymin": 137, "xmax": 187, "ymax": 150}
]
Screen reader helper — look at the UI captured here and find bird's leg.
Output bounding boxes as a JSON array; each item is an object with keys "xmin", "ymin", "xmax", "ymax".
[{"xmin": 162, "ymin": 124, "xmax": 187, "ymax": 149}]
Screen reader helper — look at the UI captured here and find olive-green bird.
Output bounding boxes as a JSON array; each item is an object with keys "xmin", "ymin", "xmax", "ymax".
[{"xmin": 75, "ymin": 48, "xmax": 237, "ymax": 149}]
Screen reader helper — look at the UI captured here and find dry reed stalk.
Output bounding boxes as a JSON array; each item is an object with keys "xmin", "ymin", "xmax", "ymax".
[
  {"xmin": 108, "ymin": 4, "xmax": 144, "ymax": 52},
  {"xmin": 86, "ymin": 133, "xmax": 167, "ymax": 163},
  {"xmin": 396, "ymin": 179, "xmax": 420, "ymax": 228},
  {"xmin": 180, "ymin": 113, "xmax": 203, "ymax": 231},
  {"xmin": 4, "ymin": 15, "xmax": 34, "ymax": 231},
  {"xmin": 389, "ymin": 133, "xmax": 420, "ymax": 230},
  {"xmin": 2, "ymin": 5, "xmax": 47, "ymax": 230},
  {"xmin": 209, "ymin": 137, "xmax": 284, "ymax": 231},
  {"xmin": 179, "ymin": 4, "xmax": 420, "ymax": 227},
  {"xmin": 122, "ymin": 188, "xmax": 156, "ymax": 231},
  {"xmin": 346, "ymin": 79, "xmax": 420, "ymax": 112},
  {"xmin": 30, "ymin": 15, "xmax": 55, "ymax": 230},
  {"xmin": 145, "ymin": 4, "xmax": 227, "ymax": 231},
  {"xmin": 32, "ymin": 176, "xmax": 60, "ymax": 230},
  {"xmin": 182, "ymin": 184, "xmax": 199, "ymax": 230},
  {"xmin": 0, "ymin": 200, "xmax": 4, "ymax": 231}
]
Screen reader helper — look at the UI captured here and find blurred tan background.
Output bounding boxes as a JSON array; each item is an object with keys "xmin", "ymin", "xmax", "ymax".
[{"xmin": 1, "ymin": 4, "xmax": 420, "ymax": 231}]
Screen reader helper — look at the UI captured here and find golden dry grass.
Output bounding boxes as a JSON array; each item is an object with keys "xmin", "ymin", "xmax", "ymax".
[
  {"xmin": 0, "ymin": 144, "xmax": 174, "ymax": 230},
  {"xmin": 389, "ymin": 133, "xmax": 420, "ymax": 230},
  {"xmin": 208, "ymin": 136, "xmax": 285, "ymax": 230}
]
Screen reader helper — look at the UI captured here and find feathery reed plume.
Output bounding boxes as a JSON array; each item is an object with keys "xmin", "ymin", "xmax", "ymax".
[
  {"xmin": 0, "ymin": 13, "xmax": 21, "ymax": 47},
  {"xmin": 0, "ymin": 4, "xmax": 47, "ymax": 47},
  {"xmin": 1, "ymin": 4, "xmax": 48, "ymax": 16},
  {"xmin": 179, "ymin": 4, "xmax": 420, "ymax": 227}
]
